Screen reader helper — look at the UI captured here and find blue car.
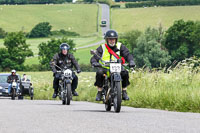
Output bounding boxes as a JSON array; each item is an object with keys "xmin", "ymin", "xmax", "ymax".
[{"xmin": 0, "ymin": 73, "xmax": 21, "ymax": 97}]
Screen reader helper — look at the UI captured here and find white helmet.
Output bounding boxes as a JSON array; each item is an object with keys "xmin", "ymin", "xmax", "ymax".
[{"xmin": 11, "ymin": 70, "xmax": 16, "ymax": 73}]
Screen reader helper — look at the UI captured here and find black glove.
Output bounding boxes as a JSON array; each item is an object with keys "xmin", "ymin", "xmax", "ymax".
[
  {"xmin": 92, "ymin": 62, "xmax": 102, "ymax": 67},
  {"xmin": 129, "ymin": 60, "xmax": 136, "ymax": 68},
  {"xmin": 77, "ymin": 69, "xmax": 81, "ymax": 74}
]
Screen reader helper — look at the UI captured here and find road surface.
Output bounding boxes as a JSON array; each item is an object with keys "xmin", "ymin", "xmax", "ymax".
[{"xmin": 0, "ymin": 99, "xmax": 200, "ymax": 133}]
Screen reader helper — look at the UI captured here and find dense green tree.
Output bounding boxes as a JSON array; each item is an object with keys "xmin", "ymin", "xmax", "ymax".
[
  {"xmin": 134, "ymin": 27, "xmax": 171, "ymax": 69},
  {"xmin": 29, "ymin": 22, "xmax": 52, "ymax": 38},
  {"xmin": 38, "ymin": 37, "xmax": 76, "ymax": 70},
  {"xmin": 164, "ymin": 20, "xmax": 200, "ymax": 62},
  {"xmin": 0, "ymin": 32, "xmax": 33, "ymax": 70},
  {"xmin": 119, "ymin": 30, "xmax": 142, "ymax": 54}
]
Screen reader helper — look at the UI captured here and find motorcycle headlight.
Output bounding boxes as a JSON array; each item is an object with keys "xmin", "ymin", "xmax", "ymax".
[
  {"xmin": 0, "ymin": 86, "xmax": 2, "ymax": 89},
  {"xmin": 64, "ymin": 69, "xmax": 72, "ymax": 77}
]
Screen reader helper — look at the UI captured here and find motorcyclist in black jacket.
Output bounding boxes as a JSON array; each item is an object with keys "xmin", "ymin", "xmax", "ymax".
[
  {"xmin": 90, "ymin": 30, "xmax": 135, "ymax": 101},
  {"xmin": 7, "ymin": 70, "xmax": 19, "ymax": 95},
  {"xmin": 50, "ymin": 43, "xmax": 81, "ymax": 98}
]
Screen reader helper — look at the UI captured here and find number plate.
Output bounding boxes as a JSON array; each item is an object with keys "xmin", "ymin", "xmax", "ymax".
[{"xmin": 110, "ymin": 63, "xmax": 121, "ymax": 73}]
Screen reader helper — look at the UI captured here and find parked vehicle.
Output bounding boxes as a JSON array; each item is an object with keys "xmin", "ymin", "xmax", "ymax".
[{"xmin": 21, "ymin": 75, "xmax": 34, "ymax": 100}]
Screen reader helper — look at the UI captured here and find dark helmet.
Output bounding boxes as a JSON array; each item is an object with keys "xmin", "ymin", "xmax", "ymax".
[
  {"xmin": 60, "ymin": 43, "xmax": 70, "ymax": 51},
  {"xmin": 104, "ymin": 30, "xmax": 118, "ymax": 42}
]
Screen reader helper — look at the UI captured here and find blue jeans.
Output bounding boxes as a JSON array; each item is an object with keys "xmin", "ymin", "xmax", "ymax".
[{"xmin": 8, "ymin": 83, "xmax": 19, "ymax": 94}]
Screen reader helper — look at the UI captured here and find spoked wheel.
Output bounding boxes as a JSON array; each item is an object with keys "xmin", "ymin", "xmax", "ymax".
[
  {"xmin": 66, "ymin": 84, "xmax": 72, "ymax": 105},
  {"xmin": 62, "ymin": 92, "xmax": 66, "ymax": 105},
  {"xmin": 105, "ymin": 98, "xmax": 112, "ymax": 111},
  {"xmin": 113, "ymin": 81, "xmax": 121, "ymax": 113},
  {"xmin": 11, "ymin": 88, "xmax": 16, "ymax": 100},
  {"xmin": 30, "ymin": 88, "xmax": 34, "ymax": 100},
  {"xmin": 62, "ymin": 85, "xmax": 66, "ymax": 105}
]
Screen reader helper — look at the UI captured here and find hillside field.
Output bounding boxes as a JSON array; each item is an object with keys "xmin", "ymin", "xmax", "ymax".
[
  {"xmin": 111, "ymin": 5, "xmax": 200, "ymax": 33},
  {"xmin": 0, "ymin": 4, "xmax": 98, "ymax": 36}
]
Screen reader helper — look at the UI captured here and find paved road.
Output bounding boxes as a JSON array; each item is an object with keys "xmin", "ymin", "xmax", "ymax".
[
  {"xmin": 101, "ymin": 4, "xmax": 110, "ymax": 35},
  {"xmin": 0, "ymin": 99, "xmax": 200, "ymax": 133},
  {"xmin": 76, "ymin": 4, "xmax": 109, "ymax": 49}
]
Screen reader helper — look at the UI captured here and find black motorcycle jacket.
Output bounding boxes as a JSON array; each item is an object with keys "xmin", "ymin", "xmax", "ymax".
[
  {"xmin": 50, "ymin": 52, "xmax": 81, "ymax": 73},
  {"xmin": 7, "ymin": 75, "xmax": 19, "ymax": 83},
  {"xmin": 90, "ymin": 43, "xmax": 134, "ymax": 64}
]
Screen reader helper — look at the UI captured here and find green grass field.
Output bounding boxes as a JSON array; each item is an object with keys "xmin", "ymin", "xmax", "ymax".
[
  {"xmin": 112, "ymin": 5, "xmax": 200, "ymax": 33},
  {"xmin": 15, "ymin": 65, "xmax": 200, "ymax": 113},
  {"xmin": 74, "ymin": 45, "xmax": 99, "ymax": 64},
  {"xmin": 0, "ymin": 4, "xmax": 98, "ymax": 36}
]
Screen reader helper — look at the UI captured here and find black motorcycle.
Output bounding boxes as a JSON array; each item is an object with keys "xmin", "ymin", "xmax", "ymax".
[
  {"xmin": 55, "ymin": 65, "xmax": 74, "ymax": 105},
  {"xmin": 10, "ymin": 80, "xmax": 18, "ymax": 100},
  {"xmin": 91, "ymin": 50, "xmax": 128, "ymax": 113}
]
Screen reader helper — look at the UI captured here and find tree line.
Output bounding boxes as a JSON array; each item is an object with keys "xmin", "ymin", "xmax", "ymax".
[
  {"xmin": 125, "ymin": 0, "xmax": 200, "ymax": 8},
  {"xmin": 0, "ymin": 0, "xmax": 72, "ymax": 4}
]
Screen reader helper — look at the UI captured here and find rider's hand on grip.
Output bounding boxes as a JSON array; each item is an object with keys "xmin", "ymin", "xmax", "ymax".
[
  {"xmin": 129, "ymin": 60, "xmax": 136, "ymax": 68},
  {"xmin": 92, "ymin": 62, "xmax": 101, "ymax": 67},
  {"xmin": 77, "ymin": 69, "xmax": 81, "ymax": 74}
]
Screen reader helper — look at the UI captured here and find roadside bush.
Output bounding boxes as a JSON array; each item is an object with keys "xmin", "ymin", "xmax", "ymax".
[
  {"xmin": 98, "ymin": 0, "xmax": 114, "ymax": 6},
  {"xmin": 29, "ymin": 22, "xmax": 52, "ymax": 38},
  {"xmin": 51, "ymin": 29, "xmax": 80, "ymax": 37},
  {"xmin": 111, "ymin": 4, "xmax": 120, "ymax": 8},
  {"xmin": 79, "ymin": 63, "xmax": 95, "ymax": 72},
  {"xmin": 84, "ymin": 0, "xmax": 94, "ymax": 3},
  {"xmin": 0, "ymin": 28, "xmax": 7, "ymax": 38},
  {"xmin": 134, "ymin": 27, "xmax": 171, "ymax": 69}
]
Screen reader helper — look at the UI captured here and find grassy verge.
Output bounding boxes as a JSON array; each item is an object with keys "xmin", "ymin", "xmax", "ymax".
[{"xmin": 17, "ymin": 67, "xmax": 200, "ymax": 113}]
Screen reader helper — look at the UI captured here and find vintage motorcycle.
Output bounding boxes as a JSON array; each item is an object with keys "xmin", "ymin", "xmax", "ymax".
[
  {"xmin": 54, "ymin": 64, "xmax": 74, "ymax": 105},
  {"xmin": 91, "ymin": 50, "xmax": 129, "ymax": 113},
  {"xmin": 10, "ymin": 80, "xmax": 19, "ymax": 100}
]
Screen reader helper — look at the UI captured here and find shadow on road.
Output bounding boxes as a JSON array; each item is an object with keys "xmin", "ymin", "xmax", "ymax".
[
  {"xmin": 0, "ymin": 97, "xmax": 11, "ymax": 100},
  {"xmin": 73, "ymin": 109, "xmax": 117, "ymax": 113}
]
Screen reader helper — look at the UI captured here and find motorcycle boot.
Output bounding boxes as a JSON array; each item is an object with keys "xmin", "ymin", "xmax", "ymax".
[
  {"xmin": 72, "ymin": 91, "xmax": 79, "ymax": 96},
  {"xmin": 96, "ymin": 91, "xmax": 102, "ymax": 101},
  {"xmin": 52, "ymin": 90, "xmax": 58, "ymax": 98},
  {"xmin": 122, "ymin": 90, "xmax": 129, "ymax": 100}
]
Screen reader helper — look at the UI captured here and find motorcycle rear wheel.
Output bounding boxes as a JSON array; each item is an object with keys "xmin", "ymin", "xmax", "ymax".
[{"xmin": 105, "ymin": 99, "xmax": 112, "ymax": 111}]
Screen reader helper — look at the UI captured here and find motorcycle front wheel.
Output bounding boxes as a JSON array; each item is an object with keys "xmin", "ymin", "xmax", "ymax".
[
  {"xmin": 66, "ymin": 84, "xmax": 72, "ymax": 105},
  {"xmin": 11, "ymin": 88, "xmax": 16, "ymax": 100},
  {"xmin": 113, "ymin": 81, "xmax": 121, "ymax": 113}
]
